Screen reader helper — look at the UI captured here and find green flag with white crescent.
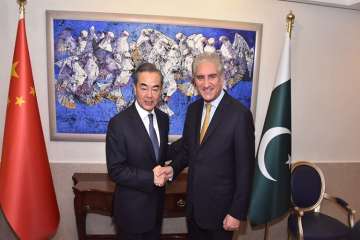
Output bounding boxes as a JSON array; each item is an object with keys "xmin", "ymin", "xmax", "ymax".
[{"xmin": 249, "ymin": 33, "xmax": 291, "ymax": 225}]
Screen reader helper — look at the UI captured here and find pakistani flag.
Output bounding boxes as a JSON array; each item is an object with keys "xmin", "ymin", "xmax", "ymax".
[{"xmin": 248, "ymin": 33, "xmax": 291, "ymax": 225}]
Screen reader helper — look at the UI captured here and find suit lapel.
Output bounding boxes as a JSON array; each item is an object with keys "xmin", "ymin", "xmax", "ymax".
[
  {"xmin": 155, "ymin": 109, "xmax": 166, "ymax": 164},
  {"xmin": 129, "ymin": 104, "xmax": 157, "ymax": 162},
  {"xmin": 194, "ymin": 100, "xmax": 203, "ymax": 147},
  {"xmin": 200, "ymin": 93, "xmax": 231, "ymax": 145}
]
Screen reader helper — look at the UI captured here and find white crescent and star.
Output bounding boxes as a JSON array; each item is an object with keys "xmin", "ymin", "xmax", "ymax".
[{"xmin": 257, "ymin": 127, "xmax": 291, "ymax": 182}]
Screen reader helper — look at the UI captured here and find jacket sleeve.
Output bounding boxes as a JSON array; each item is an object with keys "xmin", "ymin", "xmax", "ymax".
[
  {"xmin": 170, "ymin": 110, "xmax": 191, "ymax": 178},
  {"xmin": 106, "ymin": 118, "xmax": 155, "ymax": 193},
  {"xmin": 229, "ymin": 109, "xmax": 255, "ymax": 220}
]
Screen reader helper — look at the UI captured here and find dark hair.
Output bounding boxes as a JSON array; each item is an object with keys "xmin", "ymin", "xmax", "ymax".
[{"xmin": 133, "ymin": 62, "xmax": 163, "ymax": 85}]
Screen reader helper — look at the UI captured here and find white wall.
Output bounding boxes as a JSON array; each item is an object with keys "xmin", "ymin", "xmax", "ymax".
[{"xmin": 1, "ymin": 0, "xmax": 360, "ymax": 164}]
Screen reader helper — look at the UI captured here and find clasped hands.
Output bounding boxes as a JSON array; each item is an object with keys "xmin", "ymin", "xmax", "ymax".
[{"xmin": 152, "ymin": 165, "xmax": 173, "ymax": 187}]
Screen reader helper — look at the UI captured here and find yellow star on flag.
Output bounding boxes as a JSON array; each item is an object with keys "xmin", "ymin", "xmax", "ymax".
[
  {"xmin": 15, "ymin": 96, "xmax": 26, "ymax": 107},
  {"xmin": 11, "ymin": 61, "xmax": 19, "ymax": 79},
  {"xmin": 30, "ymin": 87, "xmax": 36, "ymax": 96}
]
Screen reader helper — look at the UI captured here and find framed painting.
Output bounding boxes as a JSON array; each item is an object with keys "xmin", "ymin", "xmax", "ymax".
[{"xmin": 46, "ymin": 10, "xmax": 262, "ymax": 141}]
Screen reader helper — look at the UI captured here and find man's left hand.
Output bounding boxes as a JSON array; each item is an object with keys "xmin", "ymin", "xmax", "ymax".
[{"xmin": 223, "ymin": 214, "xmax": 240, "ymax": 231}]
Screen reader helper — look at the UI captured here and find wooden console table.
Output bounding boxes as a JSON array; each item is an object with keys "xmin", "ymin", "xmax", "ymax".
[{"xmin": 72, "ymin": 172, "xmax": 188, "ymax": 240}]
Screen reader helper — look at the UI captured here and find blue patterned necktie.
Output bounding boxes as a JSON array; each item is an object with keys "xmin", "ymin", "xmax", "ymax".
[{"xmin": 148, "ymin": 113, "xmax": 159, "ymax": 162}]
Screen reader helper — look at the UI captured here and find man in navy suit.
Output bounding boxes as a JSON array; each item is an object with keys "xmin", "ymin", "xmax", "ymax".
[
  {"xmin": 161, "ymin": 53, "xmax": 255, "ymax": 240},
  {"xmin": 106, "ymin": 63, "xmax": 169, "ymax": 240}
]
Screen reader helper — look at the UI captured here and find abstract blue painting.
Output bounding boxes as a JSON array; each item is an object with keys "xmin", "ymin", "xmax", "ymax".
[{"xmin": 46, "ymin": 11, "xmax": 262, "ymax": 141}]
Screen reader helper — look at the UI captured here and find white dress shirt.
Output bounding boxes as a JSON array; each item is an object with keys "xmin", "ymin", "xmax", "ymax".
[
  {"xmin": 200, "ymin": 90, "xmax": 225, "ymax": 129},
  {"xmin": 135, "ymin": 101, "xmax": 160, "ymax": 145}
]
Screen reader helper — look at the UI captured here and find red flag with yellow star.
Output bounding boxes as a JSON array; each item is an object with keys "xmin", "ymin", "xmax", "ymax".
[{"xmin": 0, "ymin": 5, "xmax": 60, "ymax": 239}]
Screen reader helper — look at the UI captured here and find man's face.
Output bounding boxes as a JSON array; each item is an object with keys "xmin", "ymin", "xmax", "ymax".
[
  {"xmin": 194, "ymin": 61, "xmax": 224, "ymax": 103},
  {"xmin": 134, "ymin": 72, "xmax": 162, "ymax": 111}
]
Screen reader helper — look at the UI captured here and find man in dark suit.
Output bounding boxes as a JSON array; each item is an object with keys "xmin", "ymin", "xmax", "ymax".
[
  {"xmin": 106, "ymin": 63, "xmax": 169, "ymax": 240},
  {"xmin": 161, "ymin": 53, "xmax": 255, "ymax": 240}
]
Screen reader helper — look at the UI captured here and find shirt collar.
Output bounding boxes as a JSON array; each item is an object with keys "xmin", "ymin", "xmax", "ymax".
[
  {"xmin": 135, "ymin": 101, "xmax": 155, "ymax": 120},
  {"xmin": 204, "ymin": 89, "xmax": 225, "ymax": 108}
]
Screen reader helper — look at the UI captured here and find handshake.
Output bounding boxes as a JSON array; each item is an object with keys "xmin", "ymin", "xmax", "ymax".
[{"xmin": 152, "ymin": 165, "xmax": 174, "ymax": 187}]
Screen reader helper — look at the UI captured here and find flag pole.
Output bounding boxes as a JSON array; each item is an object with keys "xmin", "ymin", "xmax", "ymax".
[
  {"xmin": 17, "ymin": 0, "xmax": 27, "ymax": 13},
  {"xmin": 17, "ymin": 0, "xmax": 26, "ymax": 20},
  {"xmin": 262, "ymin": 11, "xmax": 295, "ymax": 240},
  {"xmin": 286, "ymin": 10, "xmax": 295, "ymax": 172},
  {"xmin": 264, "ymin": 223, "xmax": 270, "ymax": 240},
  {"xmin": 287, "ymin": 11, "xmax": 295, "ymax": 39}
]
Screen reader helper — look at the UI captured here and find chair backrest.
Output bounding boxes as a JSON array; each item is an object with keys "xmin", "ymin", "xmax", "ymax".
[
  {"xmin": 349, "ymin": 221, "xmax": 360, "ymax": 240},
  {"xmin": 291, "ymin": 161, "xmax": 325, "ymax": 211}
]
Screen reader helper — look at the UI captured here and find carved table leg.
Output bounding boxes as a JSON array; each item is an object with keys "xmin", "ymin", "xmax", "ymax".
[{"xmin": 74, "ymin": 190, "xmax": 87, "ymax": 240}]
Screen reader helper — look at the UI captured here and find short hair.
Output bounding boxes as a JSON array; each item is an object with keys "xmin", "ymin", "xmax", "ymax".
[
  {"xmin": 133, "ymin": 62, "xmax": 163, "ymax": 85},
  {"xmin": 192, "ymin": 53, "xmax": 224, "ymax": 77}
]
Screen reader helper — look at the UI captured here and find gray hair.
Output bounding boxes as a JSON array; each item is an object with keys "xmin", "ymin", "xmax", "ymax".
[{"xmin": 192, "ymin": 53, "xmax": 224, "ymax": 77}]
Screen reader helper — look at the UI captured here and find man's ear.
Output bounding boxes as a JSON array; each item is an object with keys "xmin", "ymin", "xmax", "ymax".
[
  {"xmin": 132, "ymin": 84, "xmax": 137, "ymax": 95},
  {"xmin": 220, "ymin": 74, "xmax": 225, "ymax": 85}
]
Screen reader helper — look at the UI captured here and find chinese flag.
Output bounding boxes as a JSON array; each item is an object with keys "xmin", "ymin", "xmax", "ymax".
[{"xmin": 0, "ymin": 8, "xmax": 60, "ymax": 240}]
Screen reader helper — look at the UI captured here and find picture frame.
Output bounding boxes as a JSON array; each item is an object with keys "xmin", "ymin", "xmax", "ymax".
[{"xmin": 46, "ymin": 10, "xmax": 262, "ymax": 141}]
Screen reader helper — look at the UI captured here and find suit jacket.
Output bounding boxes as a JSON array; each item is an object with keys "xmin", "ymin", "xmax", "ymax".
[
  {"xmin": 171, "ymin": 92, "xmax": 255, "ymax": 230},
  {"xmin": 106, "ymin": 103, "xmax": 169, "ymax": 233}
]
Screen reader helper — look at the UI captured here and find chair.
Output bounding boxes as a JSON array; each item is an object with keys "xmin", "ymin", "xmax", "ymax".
[
  {"xmin": 349, "ymin": 220, "xmax": 360, "ymax": 240},
  {"xmin": 287, "ymin": 161, "xmax": 356, "ymax": 240}
]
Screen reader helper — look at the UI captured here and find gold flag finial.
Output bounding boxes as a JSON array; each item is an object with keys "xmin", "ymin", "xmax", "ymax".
[
  {"xmin": 17, "ymin": 0, "xmax": 27, "ymax": 18},
  {"xmin": 286, "ymin": 11, "xmax": 295, "ymax": 38}
]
